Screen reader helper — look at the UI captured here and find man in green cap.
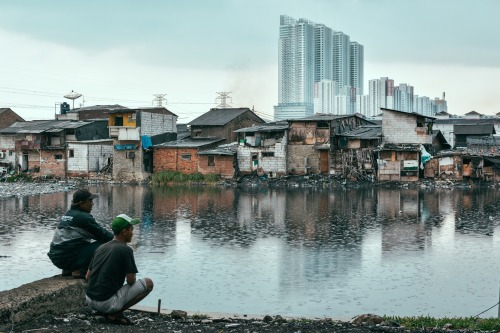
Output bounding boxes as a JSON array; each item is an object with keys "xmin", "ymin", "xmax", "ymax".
[{"xmin": 85, "ymin": 214, "xmax": 154, "ymax": 325}]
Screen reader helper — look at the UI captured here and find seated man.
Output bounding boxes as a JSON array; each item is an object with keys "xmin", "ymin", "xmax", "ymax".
[
  {"xmin": 48, "ymin": 189, "xmax": 113, "ymax": 278},
  {"xmin": 85, "ymin": 214, "xmax": 154, "ymax": 325}
]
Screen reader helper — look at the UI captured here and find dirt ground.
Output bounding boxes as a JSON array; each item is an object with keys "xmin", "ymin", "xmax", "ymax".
[{"xmin": 1, "ymin": 307, "xmax": 491, "ymax": 333}]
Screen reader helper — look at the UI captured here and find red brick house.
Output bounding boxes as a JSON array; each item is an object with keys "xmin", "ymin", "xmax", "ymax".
[
  {"xmin": 153, "ymin": 138, "xmax": 225, "ymax": 174},
  {"xmin": 198, "ymin": 143, "xmax": 238, "ymax": 179}
]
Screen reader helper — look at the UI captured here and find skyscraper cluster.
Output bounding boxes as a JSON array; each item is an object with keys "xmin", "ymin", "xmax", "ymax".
[
  {"xmin": 274, "ymin": 15, "xmax": 363, "ymax": 120},
  {"xmin": 275, "ymin": 15, "xmax": 446, "ymax": 121},
  {"xmin": 366, "ymin": 77, "xmax": 447, "ymax": 117}
]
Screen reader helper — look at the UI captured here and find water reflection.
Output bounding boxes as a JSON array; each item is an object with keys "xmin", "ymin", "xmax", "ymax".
[{"xmin": 0, "ymin": 184, "xmax": 499, "ymax": 318}]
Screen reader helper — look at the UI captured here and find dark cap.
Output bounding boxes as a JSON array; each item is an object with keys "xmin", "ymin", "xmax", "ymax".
[
  {"xmin": 72, "ymin": 189, "xmax": 98, "ymax": 203},
  {"xmin": 112, "ymin": 214, "xmax": 140, "ymax": 233}
]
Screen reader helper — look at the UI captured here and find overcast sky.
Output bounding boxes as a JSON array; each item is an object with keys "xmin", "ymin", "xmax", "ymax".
[{"xmin": 1, "ymin": 0, "xmax": 499, "ymax": 122}]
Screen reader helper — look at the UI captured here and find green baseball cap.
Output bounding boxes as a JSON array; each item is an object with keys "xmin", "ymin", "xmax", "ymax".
[{"xmin": 112, "ymin": 214, "xmax": 140, "ymax": 232}]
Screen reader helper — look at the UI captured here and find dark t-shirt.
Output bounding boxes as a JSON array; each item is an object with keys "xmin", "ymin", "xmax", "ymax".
[{"xmin": 86, "ymin": 240, "xmax": 138, "ymax": 301}]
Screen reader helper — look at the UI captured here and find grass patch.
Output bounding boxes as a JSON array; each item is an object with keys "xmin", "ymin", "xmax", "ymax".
[
  {"xmin": 151, "ymin": 171, "xmax": 221, "ymax": 186},
  {"xmin": 2, "ymin": 174, "xmax": 34, "ymax": 183},
  {"xmin": 384, "ymin": 315, "xmax": 500, "ymax": 331}
]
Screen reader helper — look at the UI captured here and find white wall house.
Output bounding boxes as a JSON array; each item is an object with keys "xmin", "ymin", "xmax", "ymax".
[{"xmin": 67, "ymin": 140, "xmax": 114, "ymax": 176}]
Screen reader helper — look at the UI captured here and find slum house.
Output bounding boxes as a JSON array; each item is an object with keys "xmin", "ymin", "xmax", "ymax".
[
  {"xmin": 378, "ymin": 108, "xmax": 435, "ymax": 182},
  {"xmin": 66, "ymin": 139, "xmax": 114, "ymax": 179},
  {"xmin": 107, "ymin": 107, "xmax": 177, "ymax": 182},
  {"xmin": 334, "ymin": 125, "xmax": 382, "ymax": 180},
  {"xmin": 0, "ymin": 120, "xmax": 108, "ymax": 178},
  {"xmin": 0, "ymin": 108, "xmax": 25, "ymax": 175},
  {"xmin": 287, "ymin": 114, "xmax": 374, "ymax": 175},
  {"xmin": 423, "ymin": 151, "xmax": 463, "ymax": 181},
  {"xmin": 462, "ymin": 136, "xmax": 500, "ymax": 181},
  {"xmin": 198, "ymin": 143, "xmax": 239, "ymax": 179},
  {"xmin": 187, "ymin": 107, "xmax": 266, "ymax": 143},
  {"xmin": 453, "ymin": 123, "xmax": 496, "ymax": 148},
  {"xmin": 153, "ymin": 138, "xmax": 226, "ymax": 175},
  {"xmin": 421, "ymin": 130, "xmax": 455, "ymax": 180},
  {"xmin": 432, "ymin": 111, "xmax": 500, "ymax": 148},
  {"xmin": 234, "ymin": 122, "xmax": 288, "ymax": 177},
  {"xmin": 56, "ymin": 104, "xmax": 126, "ymax": 121}
]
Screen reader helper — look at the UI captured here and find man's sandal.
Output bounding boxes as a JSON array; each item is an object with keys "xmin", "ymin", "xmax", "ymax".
[{"xmin": 105, "ymin": 314, "xmax": 135, "ymax": 325}]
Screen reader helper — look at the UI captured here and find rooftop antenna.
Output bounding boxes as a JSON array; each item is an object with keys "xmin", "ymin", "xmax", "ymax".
[
  {"xmin": 216, "ymin": 92, "xmax": 232, "ymax": 108},
  {"xmin": 153, "ymin": 94, "xmax": 167, "ymax": 107},
  {"xmin": 63, "ymin": 90, "xmax": 82, "ymax": 110}
]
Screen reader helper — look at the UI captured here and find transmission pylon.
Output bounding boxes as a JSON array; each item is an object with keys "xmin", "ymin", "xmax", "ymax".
[
  {"xmin": 216, "ymin": 92, "xmax": 232, "ymax": 108},
  {"xmin": 153, "ymin": 94, "xmax": 167, "ymax": 107}
]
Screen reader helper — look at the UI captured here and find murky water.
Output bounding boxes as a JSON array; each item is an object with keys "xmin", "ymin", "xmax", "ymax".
[{"xmin": 1, "ymin": 184, "xmax": 499, "ymax": 318}]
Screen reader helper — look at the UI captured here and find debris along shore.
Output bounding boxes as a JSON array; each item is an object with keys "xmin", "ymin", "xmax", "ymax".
[
  {"xmin": 3, "ymin": 307, "xmax": 495, "ymax": 333},
  {"xmin": 0, "ymin": 174, "xmax": 491, "ymax": 199}
]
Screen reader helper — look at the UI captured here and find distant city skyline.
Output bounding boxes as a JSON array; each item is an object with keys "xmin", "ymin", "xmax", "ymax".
[{"xmin": 0, "ymin": 1, "xmax": 498, "ymax": 122}]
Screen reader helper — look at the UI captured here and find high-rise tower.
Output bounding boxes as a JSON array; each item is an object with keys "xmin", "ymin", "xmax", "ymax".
[
  {"xmin": 350, "ymin": 42, "xmax": 364, "ymax": 95},
  {"xmin": 275, "ymin": 15, "xmax": 315, "ymax": 120},
  {"xmin": 275, "ymin": 15, "xmax": 364, "ymax": 120}
]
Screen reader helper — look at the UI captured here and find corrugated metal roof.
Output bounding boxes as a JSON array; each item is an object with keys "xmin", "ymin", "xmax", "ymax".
[
  {"xmin": 0, "ymin": 120, "xmax": 95, "ymax": 134},
  {"xmin": 154, "ymin": 138, "xmax": 225, "ymax": 148},
  {"xmin": 381, "ymin": 108, "xmax": 436, "ymax": 120},
  {"xmin": 290, "ymin": 114, "xmax": 351, "ymax": 122},
  {"xmin": 71, "ymin": 104, "xmax": 127, "ymax": 112},
  {"xmin": 454, "ymin": 124, "xmax": 496, "ymax": 135},
  {"xmin": 434, "ymin": 118, "xmax": 500, "ymax": 125},
  {"xmin": 380, "ymin": 143, "xmax": 421, "ymax": 151},
  {"xmin": 198, "ymin": 142, "xmax": 238, "ymax": 155},
  {"xmin": 337, "ymin": 125, "xmax": 382, "ymax": 139},
  {"xmin": 234, "ymin": 122, "xmax": 288, "ymax": 133},
  {"xmin": 104, "ymin": 107, "xmax": 177, "ymax": 118},
  {"xmin": 188, "ymin": 108, "xmax": 261, "ymax": 126}
]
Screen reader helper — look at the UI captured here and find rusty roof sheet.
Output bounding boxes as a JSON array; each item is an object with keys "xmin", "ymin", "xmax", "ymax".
[
  {"xmin": 337, "ymin": 125, "xmax": 382, "ymax": 139},
  {"xmin": 454, "ymin": 123, "xmax": 496, "ymax": 135},
  {"xmin": 198, "ymin": 142, "xmax": 238, "ymax": 155},
  {"xmin": 234, "ymin": 122, "xmax": 288, "ymax": 133},
  {"xmin": 153, "ymin": 137, "xmax": 225, "ymax": 148},
  {"xmin": 0, "ymin": 120, "xmax": 101, "ymax": 134}
]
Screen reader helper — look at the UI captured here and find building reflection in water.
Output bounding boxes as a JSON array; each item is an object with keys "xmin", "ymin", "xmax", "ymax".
[{"xmin": 1, "ymin": 184, "xmax": 499, "ymax": 318}]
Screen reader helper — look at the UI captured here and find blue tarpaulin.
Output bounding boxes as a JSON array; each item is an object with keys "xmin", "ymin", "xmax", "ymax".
[{"xmin": 141, "ymin": 135, "xmax": 153, "ymax": 149}]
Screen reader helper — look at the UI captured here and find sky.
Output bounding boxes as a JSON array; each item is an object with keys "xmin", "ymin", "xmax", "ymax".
[{"xmin": 0, "ymin": 0, "xmax": 499, "ymax": 123}]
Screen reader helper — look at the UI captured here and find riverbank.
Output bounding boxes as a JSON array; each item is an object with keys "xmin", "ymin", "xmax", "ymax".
[
  {"xmin": 0, "ymin": 174, "xmax": 495, "ymax": 199},
  {"xmin": 4, "ymin": 306, "xmax": 498, "ymax": 333}
]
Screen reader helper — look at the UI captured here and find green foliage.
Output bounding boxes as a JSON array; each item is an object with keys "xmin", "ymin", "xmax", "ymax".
[
  {"xmin": 3, "ymin": 174, "xmax": 33, "ymax": 183},
  {"xmin": 384, "ymin": 315, "xmax": 500, "ymax": 331},
  {"xmin": 151, "ymin": 171, "xmax": 221, "ymax": 186}
]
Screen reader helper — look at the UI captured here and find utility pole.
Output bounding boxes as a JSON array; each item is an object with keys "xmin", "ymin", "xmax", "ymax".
[{"xmin": 153, "ymin": 94, "xmax": 167, "ymax": 107}]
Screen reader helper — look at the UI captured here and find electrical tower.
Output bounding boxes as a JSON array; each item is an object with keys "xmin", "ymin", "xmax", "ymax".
[
  {"xmin": 152, "ymin": 94, "xmax": 167, "ymax": 107},
  {"xmin": 216, "ymin": 92, "xmax": 232, "ymax": 108}
]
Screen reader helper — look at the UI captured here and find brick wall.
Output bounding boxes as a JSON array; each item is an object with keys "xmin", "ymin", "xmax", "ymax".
[
  {"xmin": 39, "ymin": 150, "xmax": 66, "ymax": 178},
  {"xmin": 0, "ymin": 109, "xmax": 24, "ymax": 130},
  {"xmin": 198, "ymin": 155, "xmax": 234, "ymax": 178},
  {"xmin": 287, "ymin": 145, "xmax": 320, "ymax": 174},
  {"xmin": 382, "ymin": 110, "xmax": 432, "ymax": 145},
  {"xmin": 237, "ymin": 138, "xmax": 287, "ymax": 176},
  {"xmin": 153, "ymin": 147, "xmax": 199, "ymax": 174},
  {"xmin": 140, "ymin": 112, "xmax": 176, "ymax": 137},
  {"xmin": 112, "ymin": 144, "xmax": 145, "ymax": 181}
]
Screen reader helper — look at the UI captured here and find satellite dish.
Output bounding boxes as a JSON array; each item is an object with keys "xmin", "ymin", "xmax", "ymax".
[{"xmin": 63, "ymin": 90, "xmax": 83, "ymax": 109}]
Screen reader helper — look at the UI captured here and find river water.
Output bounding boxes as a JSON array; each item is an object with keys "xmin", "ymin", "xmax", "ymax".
[{"xmin": 0, "ymin": 184, "xmax": 499, "ymax": 319}]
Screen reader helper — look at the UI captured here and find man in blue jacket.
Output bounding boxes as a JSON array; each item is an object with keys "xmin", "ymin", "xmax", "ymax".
[{"xmin": 48, "ymin": 189, "xmax": 113, "ymax": 278}]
